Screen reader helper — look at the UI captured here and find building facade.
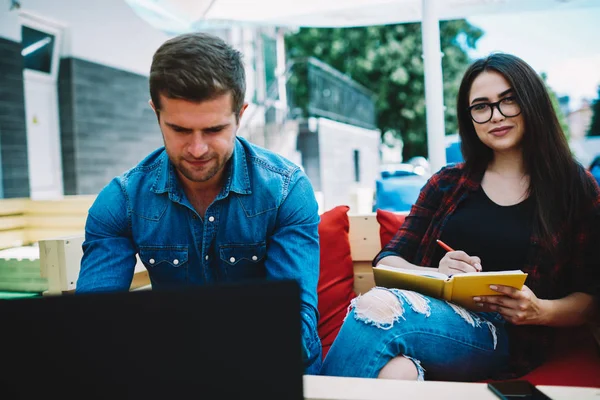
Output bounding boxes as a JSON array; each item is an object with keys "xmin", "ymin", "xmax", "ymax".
[{"xmin": 0, "ymin": 0, "xmax": 381, "ymax": 214}]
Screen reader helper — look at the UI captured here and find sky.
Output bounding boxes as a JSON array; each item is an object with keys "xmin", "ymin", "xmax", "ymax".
[{"xmin": 466, "ymin": 5, "xmax": 600, "ymax": 111}]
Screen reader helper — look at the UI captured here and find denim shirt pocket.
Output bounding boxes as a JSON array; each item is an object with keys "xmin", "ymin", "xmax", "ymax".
[
  {"xmin": 139, "ymin": 246, "xmax": 189, "ymax": 285},
  {"xmin": 219, "ymin": 242, "xmax": 267, "ymax": 281}
]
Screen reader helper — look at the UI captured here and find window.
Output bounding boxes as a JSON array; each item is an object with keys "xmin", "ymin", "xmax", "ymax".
[
  {"xmin": 262, "ymin": 33, "xmax": 277, "ymax": 92},
  {"xmin": 353, "ymin": 150, "xmax": 360, "ymax": 183},
  {"xmin": 21, "ymin": 26, "xmax": 55, "ymax": 74}
]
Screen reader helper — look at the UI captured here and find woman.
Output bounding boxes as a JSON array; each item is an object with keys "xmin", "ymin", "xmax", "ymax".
[{"xmin": 320, "ymin": 53, "xmax": 600, "ymax": 381}]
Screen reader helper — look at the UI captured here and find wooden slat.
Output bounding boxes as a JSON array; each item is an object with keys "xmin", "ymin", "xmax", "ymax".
[
  {"xmin": 0, "ymin": 264, "xmax": 42, "ymax": 277},
  {"xmin": 0, "ymin": 274, "xmax": 45, "ymax": 282},
  {"xmin": 25, "ymin": 195, "xmax": 96, "ymax": 215},
  {"xmin": 0, "ymin": 230, "xmax": 26, "ymax": 250},
  {"xmin": 0, "ymin": 245, "xmax": 39, "ymax": 259},
  {"xmin": 0, "ymin": 251, "xmax": 45, "ymax": 292},
  {"xmin": 26, "ymin": 215, "xmax": 87, "ymax": 229},
  {"xmin": 0, "ymin": 281, "xmax": 48, "ymax": 292},
  {"xmin": 26, "ymin": 228, "xmax": 85, "ymax": 244},
  {"xmin": 348, "ymin": 213, "xmax": 380, "ymax": 262},
  {"xmin": 1, "ymin": 215, "xmax": 85, "ymax": 236},
  {"xmin": 0, "ymin": 196, "xmax": 93, "ymax": 249},
  {"xmin": 348, "ymin": 211, "xmax": 408, "ymax": 261},
  {"xmin": 0, "ymin": 215, "xmax": 27, "ymax": 231},
  {"xmin": 353, "ymin": 260, "xmax": 375, "ymax": 295},
  {"xmin": 0, "ymin": 273, "xmax": 43, "ymax": 281},
  {"xmin": 0, "ymin": 198, "xmax": 28, "ymax": 216},
  {"xmin": 348, "ymin": 211, "xmax": 407, "ymax": 294}
]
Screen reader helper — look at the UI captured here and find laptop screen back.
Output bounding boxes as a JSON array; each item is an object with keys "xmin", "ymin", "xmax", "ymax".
[{"xmin": 0, "ymin": 280, "xmax": 303, "ymax": 400}]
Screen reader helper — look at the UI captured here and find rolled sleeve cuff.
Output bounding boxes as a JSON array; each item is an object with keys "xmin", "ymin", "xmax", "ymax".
[
  {"xmin": 300, "ymin": 308, "xmax": 321, "ymax": 370},
  {"xmin": 373, "ymin": 250, "xmax": 401, "ymax": 267}
]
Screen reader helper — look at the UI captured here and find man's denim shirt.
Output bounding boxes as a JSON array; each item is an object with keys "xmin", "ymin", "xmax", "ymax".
[{"xmin": 77, "ymin": 136, "xmax": 322, "ymax": 370}]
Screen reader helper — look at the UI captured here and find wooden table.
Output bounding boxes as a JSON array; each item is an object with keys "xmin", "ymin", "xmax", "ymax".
[{"xmin": 303, "ymin": 375, "xmax": 600, "ymax": 400}]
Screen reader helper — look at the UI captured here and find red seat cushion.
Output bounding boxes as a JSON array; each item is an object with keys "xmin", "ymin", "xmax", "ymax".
[
  {"xmin": 317, "ymin": 205, "xmax": 356, "ymax": 359},
  {"xmin": 376, "ymin": 208, "xmax": 407, "ymax": 248},
  {"xmin": 517, "ymin": 327, "xmax": 600, "ymax": 387}
]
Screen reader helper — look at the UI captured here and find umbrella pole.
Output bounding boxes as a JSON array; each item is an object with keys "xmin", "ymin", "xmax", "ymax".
[{"xmin": 422, "ymin": 0, "xmax": 447, "ymax": 172}]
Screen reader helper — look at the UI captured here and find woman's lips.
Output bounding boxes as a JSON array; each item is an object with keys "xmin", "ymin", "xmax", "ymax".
[{"xmin": 489, "ymin": 126, "xmax": 512, "ymax": 137}]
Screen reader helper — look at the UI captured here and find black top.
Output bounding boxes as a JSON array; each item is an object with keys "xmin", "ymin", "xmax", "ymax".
[{"xmin": 431, "ymin": 186, "xmax": 535, "ymax": 272}]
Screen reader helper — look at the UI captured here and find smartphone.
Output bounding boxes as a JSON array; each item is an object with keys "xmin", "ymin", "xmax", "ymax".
[{"xmin": 487, "ymin": 380, "xmax": 553, "ymax": 400}]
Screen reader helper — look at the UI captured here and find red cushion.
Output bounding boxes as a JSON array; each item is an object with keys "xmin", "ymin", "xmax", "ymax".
[
  {"xmin": 518, "ymin": 327, "xmax": 600, "ymax": 387},
  {"xmin": 479, "ymin": 328, "xmax": 600, "ymax": 387},
  {"xmin": 376, "ymin": 208, "xmax": 407, "ymax": 248},
  {"xmin": 317, "ymin": 205, "xmax": 356, "ymax": 359}
]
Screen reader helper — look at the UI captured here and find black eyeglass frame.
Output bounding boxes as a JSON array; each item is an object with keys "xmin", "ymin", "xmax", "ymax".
[{"xmin": 467, "ymin": 96, "xmax": 522, "ymax": 124}]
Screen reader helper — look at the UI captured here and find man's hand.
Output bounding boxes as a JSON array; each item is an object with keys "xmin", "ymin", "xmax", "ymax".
[
  {"xmin": 474, "ymin": 285, "xmax": 549, "ymax": 325},
  {"xmin": 438, "ymin": 251, "xmax": 482, "ymax": 276}
]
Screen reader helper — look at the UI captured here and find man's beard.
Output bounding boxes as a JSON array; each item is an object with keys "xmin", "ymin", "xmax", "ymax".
[{"xmin": 173, "ymin": 150, "xmax": 232, "ymax": 183}]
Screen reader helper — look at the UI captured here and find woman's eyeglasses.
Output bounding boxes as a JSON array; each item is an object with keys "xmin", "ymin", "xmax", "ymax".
[{"xmin": 467, "ymin": 96, "xmax": 521, "ymax": 124}]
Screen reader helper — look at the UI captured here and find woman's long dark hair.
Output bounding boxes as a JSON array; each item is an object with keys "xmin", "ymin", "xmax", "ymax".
[{"xmin": 456, "ymin": 53, "xmax": 597, "ymax": 256}]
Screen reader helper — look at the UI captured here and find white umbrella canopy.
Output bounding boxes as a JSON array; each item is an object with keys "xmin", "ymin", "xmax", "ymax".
[
  {"xmin": 127, "ymin": 0, "xmax": 599, "ymax": 30},
  {"xmin": 125, "ymin": 0, "xmax": 599, "ymax": 170}
]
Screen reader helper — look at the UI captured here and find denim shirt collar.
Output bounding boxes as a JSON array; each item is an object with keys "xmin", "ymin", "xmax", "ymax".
[
  {"xmin": 150, "ymin": 138, "xmax": 252, "ymax": 198},
  {"xmin": 228, "ymin": 138, "xmax": 252, "ymax": 195}
]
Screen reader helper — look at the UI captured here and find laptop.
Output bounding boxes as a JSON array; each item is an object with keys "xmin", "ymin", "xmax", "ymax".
[{"xmin": 0, "ymin": 279, "xmax": 304, "ymax": 400}]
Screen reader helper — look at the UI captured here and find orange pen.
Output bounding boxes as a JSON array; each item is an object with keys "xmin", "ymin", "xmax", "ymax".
[{"xmin": 436, "ymin": 239, "xmax": 455, "ymax": 252}]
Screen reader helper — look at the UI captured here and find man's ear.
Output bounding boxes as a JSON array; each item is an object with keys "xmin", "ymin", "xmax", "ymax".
[
  {"xmin": 238, "ymin": 103, "xmax": 249, "ymax": 121},
  {"xmin": 149, "ymin": 99, "xmax": 160, "ymax": 121}
]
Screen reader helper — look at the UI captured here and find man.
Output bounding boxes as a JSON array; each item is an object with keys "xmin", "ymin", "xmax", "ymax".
[{"xmin": 76, "ymin": 32, "xmax": 322, "ymax": 373}]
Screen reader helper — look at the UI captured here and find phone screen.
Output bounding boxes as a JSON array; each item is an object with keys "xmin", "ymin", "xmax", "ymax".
[{"xmin": 488, "ymin": 380, "xmax": 552, "ymax": 400}]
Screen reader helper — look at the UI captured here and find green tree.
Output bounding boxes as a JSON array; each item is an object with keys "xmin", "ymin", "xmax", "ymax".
[
  {"xmin": 540, "ymin": 72, "xmax": 570, "ymax": 139},
  {"xmin": 588, "ymin": 86, "xmax": 600, "ymax": 136},
  {"xmin": 285, "ymin": 21, "xmax": 483, "ymax": 159}
]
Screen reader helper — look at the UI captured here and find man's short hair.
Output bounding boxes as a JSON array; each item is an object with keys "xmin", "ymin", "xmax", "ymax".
[{"xmin": 150, "ymin": 32, "xmax": 246, "ymax": 116}]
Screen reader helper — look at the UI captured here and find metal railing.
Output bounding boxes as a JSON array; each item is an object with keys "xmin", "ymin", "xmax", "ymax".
[
  {"xmin": 287, "ymin": 57, "xmax": 377, "ymax": 130},
  {"xmin": 242, "ymin": 56, "xmax": 377, "ymax": 137}
]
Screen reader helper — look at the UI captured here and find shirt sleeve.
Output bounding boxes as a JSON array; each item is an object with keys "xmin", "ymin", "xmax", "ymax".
[
  {"xmin": 263, "ymin": 169, "xmax": 321, "ymax": 368},
  {"xmin": 76, "ymin": 178, "xmax": 138, "ymax": 293},
  {"xmin": 373, "ymin": 168, "xmax": 448, "ymax": 266}
]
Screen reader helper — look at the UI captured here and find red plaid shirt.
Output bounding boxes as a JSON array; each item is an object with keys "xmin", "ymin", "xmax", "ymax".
[{"xmin": 374, "ymin": 163, "xmax": 600, "ymax": 378}]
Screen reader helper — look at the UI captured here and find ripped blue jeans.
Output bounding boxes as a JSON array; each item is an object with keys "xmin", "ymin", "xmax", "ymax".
[{"xmin": 320, "ymin": 287, "xmax": 509, "ymax": 381}]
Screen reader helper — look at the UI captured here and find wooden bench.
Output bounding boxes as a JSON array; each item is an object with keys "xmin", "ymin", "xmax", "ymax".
[
  {"xmin": 0, "ymin": 196, "xmax": 147, "ymax": 293},
  {"xmin": 0, "ymin": 196, "xmax": 95, "ymax": 250},
  {"xmin": 0, "ymin": 197, "xmax": 381, "ymax": 296},
  {"xmin": 34, "ymin": 211, "xmax": 382, "ymax": 296},
  {"xmin": 11, "ymin": 205, "xmax": 600, "ymax": 386},
  {"xmin": 0, "ymin": 196, "xmax": 94, "ymax": 293}
]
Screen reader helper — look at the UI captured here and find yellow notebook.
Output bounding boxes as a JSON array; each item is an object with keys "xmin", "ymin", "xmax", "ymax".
[{"xmin": 372, "ymin": 264, "xmax": 528, "ymax": 310}]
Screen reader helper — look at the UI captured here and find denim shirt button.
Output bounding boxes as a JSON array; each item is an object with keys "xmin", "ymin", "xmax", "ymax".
[
  {"xmin": 229, "ymin": 257, "xmax": 236, "ymax": 263},
  {"xmin": 149, "ymin": 258, "xmax": 155, "ymax": 265},
  {"xmin": 173, "ymin": 259, "xmax": 179, "ymax": 265},
  {"xmin": 208, "ymin": 216, "xmax": 215, "ymax": 222},
  {"xmin": 252, "ymin": 255, "xmax": 258, "ymax": 261},
  {"xmin": 205, "ymin": 255, "xmax": 209, "ymax": 260}
]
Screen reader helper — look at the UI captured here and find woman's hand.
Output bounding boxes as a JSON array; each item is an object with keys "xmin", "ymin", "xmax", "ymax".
[
  {"xmin": 473, "ymin": 285, "xmax": 549, "ymax": 325},
  {"xmin": 438, "ymin": 251, "xmax": 482, "ymax": 275}
]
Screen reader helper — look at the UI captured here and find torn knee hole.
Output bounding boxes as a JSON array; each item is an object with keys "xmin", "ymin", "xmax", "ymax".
[
  {"xmin": 446, "ymin": 302, "xmax": 498, "ymax": 349},
  {"xmin": 353, "ymin": 288, "xmax": 404, "ymax": 328}
]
